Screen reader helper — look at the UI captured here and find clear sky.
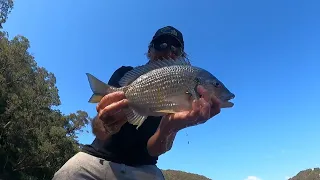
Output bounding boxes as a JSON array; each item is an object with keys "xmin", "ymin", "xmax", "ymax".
[{"xmin": 3, "ymin": 0, "xmax": 320, "ymax": 180}]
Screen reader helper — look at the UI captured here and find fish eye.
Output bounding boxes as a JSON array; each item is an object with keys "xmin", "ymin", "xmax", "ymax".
[{"xmin": 214, "ymin": 82, "xmax": 220, "ymax": 87}]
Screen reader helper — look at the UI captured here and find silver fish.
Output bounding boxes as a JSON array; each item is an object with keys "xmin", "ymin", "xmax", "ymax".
[{"xmin": 86, "ymin": 57, "xmax": 235, "ymax": 129}]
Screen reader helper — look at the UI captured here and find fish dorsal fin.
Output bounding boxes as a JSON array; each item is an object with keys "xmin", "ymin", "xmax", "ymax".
[{"xmin": 119, "ymin": 57, "xmax": 190, "ymax": 86}]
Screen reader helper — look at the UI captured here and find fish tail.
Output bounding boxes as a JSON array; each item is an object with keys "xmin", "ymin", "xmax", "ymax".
[{"xmin": 86, "ymin": 73, "xmax": 123, "ymax": 103}]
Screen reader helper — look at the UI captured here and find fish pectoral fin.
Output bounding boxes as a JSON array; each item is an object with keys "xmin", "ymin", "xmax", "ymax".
[
  {"xmin": 189, "ymin": 88, "xmax": 201, "ymax": 100},
  {"xmin": 124, "ymin": 108, "xmax": 148, "ymax": 130},
  {"xmin": 164, "ymin": 93, "xmax": 193, "ymax": 112}
]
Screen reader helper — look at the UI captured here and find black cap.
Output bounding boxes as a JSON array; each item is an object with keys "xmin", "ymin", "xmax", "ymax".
[{"xmin": 150, "ymin": 26, "xmax": 184, "ymax": 50}]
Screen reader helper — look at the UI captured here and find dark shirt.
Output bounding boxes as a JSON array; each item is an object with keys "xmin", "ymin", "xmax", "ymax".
[{"xmin": 82, "ymin": 66, "xmax": 162, "ymax": 166}]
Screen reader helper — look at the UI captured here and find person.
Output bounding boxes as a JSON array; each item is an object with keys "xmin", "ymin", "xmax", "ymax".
[{"xmin": 52, "ymin": 26, "xmax": 222, "ymax": 180}]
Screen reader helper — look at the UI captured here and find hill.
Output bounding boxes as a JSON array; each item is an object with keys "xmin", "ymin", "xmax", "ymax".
[
  {"xmin": 162, "ymin": 167, "xmax": 320, "ymax": 180},
  {"xmin": 162, "ymin": 169, "xmax": 211, "ymax": 180},
  {"xmin": 289, "ymin": 167, "xmax": 320, "ymax": 180}
]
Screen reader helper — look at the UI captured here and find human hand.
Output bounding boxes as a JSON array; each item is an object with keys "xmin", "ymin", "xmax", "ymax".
[
  {"xmin": 162, "ymin": 85, "xmax": 221, "ymax": 133},
  {"xmin": 96, "ymin": 91, "xmax": 129, "ymax": 136}
]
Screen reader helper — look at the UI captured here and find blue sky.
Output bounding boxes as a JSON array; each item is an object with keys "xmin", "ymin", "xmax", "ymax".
[{"xmin": 3, "ymin": 0, "xmax": 320, "ymax": 180}]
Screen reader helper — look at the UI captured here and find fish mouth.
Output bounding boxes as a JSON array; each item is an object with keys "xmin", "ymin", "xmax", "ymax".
[{"xmin": 220, "ymin": 94, "xmax": 235, "ymax": 108}]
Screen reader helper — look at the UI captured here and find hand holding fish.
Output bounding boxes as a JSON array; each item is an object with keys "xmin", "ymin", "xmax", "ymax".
[
  {"xmin": 161, "ymin": 85, "xmax": 221, "ymax": 133},
  {"xmin": 96, "ymin": 91, "xmax": 129, "ymax": 135}
]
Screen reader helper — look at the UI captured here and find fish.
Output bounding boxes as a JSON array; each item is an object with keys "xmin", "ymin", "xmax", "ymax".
[{"xmin": 86, "ymin": 57, "xmax": 235, "ymax": 129}]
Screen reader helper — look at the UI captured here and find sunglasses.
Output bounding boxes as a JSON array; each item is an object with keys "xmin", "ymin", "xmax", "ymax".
[{"xmin": 149, "ymin": 35, "xmax": 182, "ymax": 52}]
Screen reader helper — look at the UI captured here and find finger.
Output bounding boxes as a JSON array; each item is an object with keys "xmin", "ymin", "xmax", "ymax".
[
  {"xmin": 99, "ymin": 99, "xmax": 129, "ymax": 119},
  {"xmin": 178, "ymin": 100, "xmax": 199, "ymax": 121},
  {"xmin": 199, "ymin": 98, "xmax": 211, "ymax": 120},
  {"xmin": 96, "ymin": 91, "xmax": 126, "ymax": 112},
  {"xmin": 106, "ymin": 116, "xmax": 127, "ymax": 133},
  {"xmin": 197, "ymin": 85, "xmax": 210, "ymax": 102},
  {"xmin": 102, "ymin": 110, "xmax": 126, "ymax": 125},
  {"xmin": 97, "ymin": 91, "xmax": 126, "ymax": 112},
  {"xmin": 189, "ymin": 100, "xmax": 201, "ymax": 117},
  {"xmin": 193, "ymin": 99, "xmax": 201, "ymax": 111},
  {"xmin": 184, "ymin": 100, "xmax": 202, "ymax": 126}
]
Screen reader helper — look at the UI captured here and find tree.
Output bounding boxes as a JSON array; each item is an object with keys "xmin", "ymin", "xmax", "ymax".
[
  {"xmin": 0, "ymin": 31, "xmax": 92, "ymax": 180},
  {"xmin": 0, "ymin": 0, "xmax": 14, "ymax": 28}
]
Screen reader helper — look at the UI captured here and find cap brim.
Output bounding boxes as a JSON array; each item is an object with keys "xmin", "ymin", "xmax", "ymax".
[{"xmin": 151, "ymin": 33, "xmax": 183, "ymax": 47}]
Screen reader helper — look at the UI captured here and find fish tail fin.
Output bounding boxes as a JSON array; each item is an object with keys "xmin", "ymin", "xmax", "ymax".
[
  {"xmin": 123, "ymin": 108, "xmax": 148, "ymax": 130},
  {"xmin": 86, "ymin": 73, "xmax": 121, "ymax": 103}
]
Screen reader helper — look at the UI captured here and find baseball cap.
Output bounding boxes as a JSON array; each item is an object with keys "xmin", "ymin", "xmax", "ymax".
[{"xmin": 150, "ymin": 26, "xmax": 184, "ymax": 50}]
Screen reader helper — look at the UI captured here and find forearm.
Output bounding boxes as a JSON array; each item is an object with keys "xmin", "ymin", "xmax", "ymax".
[
  {"xmin": 147, "ymin": 117, "xmax": 177, "ymax": 157},
  {"xmin": 91, "ymin": 115, "xmax": 112, "ymax": 141}
]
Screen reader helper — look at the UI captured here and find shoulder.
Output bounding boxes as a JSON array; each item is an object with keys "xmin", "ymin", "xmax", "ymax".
[{"xmin": 108, "ymin": 66, "xmax": 133, "ymax": 87}]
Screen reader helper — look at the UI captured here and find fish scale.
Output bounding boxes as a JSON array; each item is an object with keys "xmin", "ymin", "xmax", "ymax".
[
  {"xmin": 86, "ymin": 57, "xmax": 235, "ymax": 129},
  {"xmin": 125, "ymin": 65, "xmax": 198, "ymax": 114}
]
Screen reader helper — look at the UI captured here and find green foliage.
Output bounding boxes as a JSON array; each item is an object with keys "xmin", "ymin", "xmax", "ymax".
[
  {"xmin": 0, "ymin": 31, "xmax": 91, "ymax": 180},
  {"xmin": 162, "ymin": 169, "xmax": 211, "ymax": 180},
  {"xmin": 0, "ymin": 0, "xmax": 14, "ymax": 28},
  {"xmin": 289, "ymin": 168, "xmax": 320, "ymax": 180}
]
